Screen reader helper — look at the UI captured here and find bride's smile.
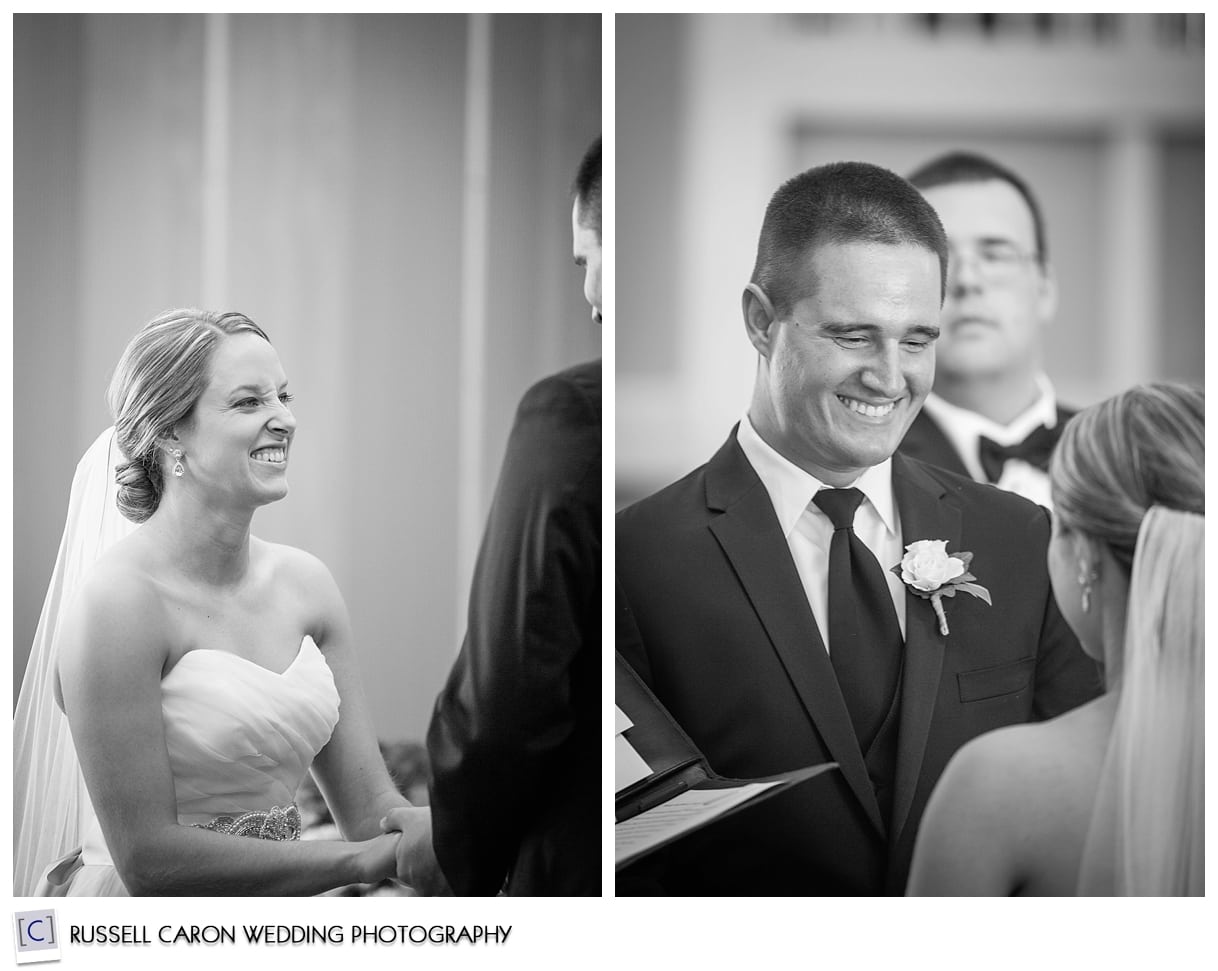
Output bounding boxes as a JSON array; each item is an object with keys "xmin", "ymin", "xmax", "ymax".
[{"xmin": 170, "ymin": 331, "xmax": 297, "ymax": 509}]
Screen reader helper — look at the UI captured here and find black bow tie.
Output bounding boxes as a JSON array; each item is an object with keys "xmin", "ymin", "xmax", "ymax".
[{"xmin": 977, "ymin": 424, "xmax": 1057, "ymax": 483}]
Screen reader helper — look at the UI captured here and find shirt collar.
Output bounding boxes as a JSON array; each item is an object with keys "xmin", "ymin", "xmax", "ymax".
[
  {"xmin": 921, "ymin": 373, "xmax": 1058, "ymax": 450},
  {"xmin": 737, "ymin": 415, "xmax": 898, "ymax": 539}
]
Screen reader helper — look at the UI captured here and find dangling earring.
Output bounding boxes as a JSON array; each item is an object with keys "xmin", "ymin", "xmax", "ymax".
[
  {"xmin": 1077, "ymin": 560, "xmax": 1098, "ymax": 613},
  {"xmin": 171, "ymin": 449, "xmax": 185, "ymax": 478}
]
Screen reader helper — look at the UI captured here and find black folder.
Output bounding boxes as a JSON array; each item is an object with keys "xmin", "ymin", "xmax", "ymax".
[{"xmin": 615, "ymin": 652, "xmax": 837, "ymax": 871}]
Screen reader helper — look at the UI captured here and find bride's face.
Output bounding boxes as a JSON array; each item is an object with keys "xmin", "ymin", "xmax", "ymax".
[
  {"xmin": 173, "ymin": 332, "xmax": 297, "ymax": 510},
  {"xmin": 1047, "ymin": 516, "xmax": 1101, "ymax": 660}
]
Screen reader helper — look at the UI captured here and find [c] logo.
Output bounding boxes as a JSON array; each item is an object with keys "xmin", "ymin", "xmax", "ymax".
[{"xmin": 13, "ymin": 910, "xmax": 61, "ymax": 965}]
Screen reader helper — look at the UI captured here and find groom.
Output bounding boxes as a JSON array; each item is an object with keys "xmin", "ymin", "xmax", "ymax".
[
  {"xmin": 417, "ymin": 137, "xmax": 602, "ymax": 895},
  {"xmin": 616, "ymin": 161, "xmax": 1100, "ymax": 895}
]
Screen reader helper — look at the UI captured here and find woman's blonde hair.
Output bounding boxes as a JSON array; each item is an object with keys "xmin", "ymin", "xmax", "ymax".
[{"xmin": 1050, "ymin": 381, "xmax": 1203, "ymax": 571}]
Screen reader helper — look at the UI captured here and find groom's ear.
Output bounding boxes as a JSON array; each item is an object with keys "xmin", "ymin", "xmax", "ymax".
[{"xmin": 743, "ymin": 283, "xmax": 778, "ymax": 358}]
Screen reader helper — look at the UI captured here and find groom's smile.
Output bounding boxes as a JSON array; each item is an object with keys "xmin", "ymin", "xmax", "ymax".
[{"xmin": 836, "ymin": 394, "xmax": 898, "ymax": 419}]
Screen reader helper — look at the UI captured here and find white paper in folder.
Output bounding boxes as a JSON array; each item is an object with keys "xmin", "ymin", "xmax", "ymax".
[{"xmin": 615, "ymin": 704, "xmax": 652, "ymax": 792}]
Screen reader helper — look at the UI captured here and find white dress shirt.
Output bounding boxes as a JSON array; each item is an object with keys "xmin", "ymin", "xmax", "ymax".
[
  {"xmin": 920, "ymin": 373, "xmax": 1059, "ymax": 508},
  {"xmin": 736, "ymin": 416, "xmax": 908, "ymax": 654}
]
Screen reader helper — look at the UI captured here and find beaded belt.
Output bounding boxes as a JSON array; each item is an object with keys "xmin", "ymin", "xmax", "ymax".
[{"xmin": 193, "ymin": 804, "xmax": 301, "ymax": 841}]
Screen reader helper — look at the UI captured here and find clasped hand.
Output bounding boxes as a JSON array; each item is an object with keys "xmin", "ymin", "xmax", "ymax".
[{"xmin": 379, "ymin": 806, "xmax": 451, "ymax": 895}]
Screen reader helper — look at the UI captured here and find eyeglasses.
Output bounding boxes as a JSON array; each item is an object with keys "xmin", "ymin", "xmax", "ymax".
[{"xmin": 948, "ymin": 240, "xmax": 1040, "ymax": 283}]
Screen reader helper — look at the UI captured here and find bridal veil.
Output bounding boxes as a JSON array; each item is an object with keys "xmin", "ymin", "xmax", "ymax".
[
  {"xmin": 14, "ymin": 428, "xmax": 136, "ymax": 895},
  {"xmin": 1076, "ymin": 505, "xmax": 1204, "ymax": 896}
]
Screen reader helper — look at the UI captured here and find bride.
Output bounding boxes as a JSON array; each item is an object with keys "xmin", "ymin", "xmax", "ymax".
[
  {"xmin": 15, "ymin": 309, "xmax": 436, "ymax": 895},
  {"xmin": 907, "ymin": 382, "xmax": 1203, "ymax": 895}
]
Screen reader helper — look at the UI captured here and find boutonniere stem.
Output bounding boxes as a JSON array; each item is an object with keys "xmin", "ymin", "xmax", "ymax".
[{"xmin": 892, "ymin": 540, "xmax": 992, "ymax": 636}]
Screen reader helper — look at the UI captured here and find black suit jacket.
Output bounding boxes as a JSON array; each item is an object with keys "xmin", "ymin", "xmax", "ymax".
[
  {"xmin": 427, "ymin": 361, "xmax": 601, "ymax": 896},
  {"xmin": 899, "ymin": 406, "xmax": 1077, "ymax": 480},
  {"xmin": 616, "ymin": 430, "xmax": 1100, "ymax": 895}
]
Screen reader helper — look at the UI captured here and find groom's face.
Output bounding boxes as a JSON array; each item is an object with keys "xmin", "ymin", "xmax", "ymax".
[
  {"xmin": 756, "ymin": 241, "xmax": 940, "ymax": 485},
  {"xmin": 572, "ymin": 200, "xmax": 602, "ymax": 324}
]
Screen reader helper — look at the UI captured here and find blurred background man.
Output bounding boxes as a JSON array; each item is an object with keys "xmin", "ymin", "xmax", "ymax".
[{"xmin": 900, "ymin": 152, "xmax": 1068, "ymax": 506}]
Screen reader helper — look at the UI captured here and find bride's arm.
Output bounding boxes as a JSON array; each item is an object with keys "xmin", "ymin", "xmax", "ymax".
[
  {"xmin": 58, "ymin": 570, "xmax": 399, "ymax": 896},
  {"xmin": 290, "ymin": 550, "xmax": 420, "ymax": 841}
]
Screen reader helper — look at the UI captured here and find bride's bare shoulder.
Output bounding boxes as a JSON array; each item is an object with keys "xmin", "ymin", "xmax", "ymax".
[
  {"xmin": 58, "ymin": 539, "xmax": 172, "ymax": 672},
  {"xmin": 908, "ymin": 698, "xmax": 1114, "ymax": 894},
  {"xmin": 250, "ymin": 538, "xmax": 347, "ymax": 632},
  {"xmin": 251, "ymin": 537, "xmax": 336, "ymax": 590},
  {"xmin": 942, "ymin": 699, "xmax": 1112, "ymax": 808},
  {"xmin": 77, "ymin": 536, "xmax": 166, "ymax": 612}
]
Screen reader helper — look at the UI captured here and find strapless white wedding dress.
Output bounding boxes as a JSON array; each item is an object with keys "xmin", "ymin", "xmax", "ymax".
[{"xmin": 39, "ymin": 636, "xmax": 339, "ymax": 896}]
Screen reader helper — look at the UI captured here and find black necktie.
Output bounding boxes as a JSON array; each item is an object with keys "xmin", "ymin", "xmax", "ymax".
[
  {"xmin": 812, "ymin": 488, "xmax": 902, "ymax": 751},
  {"xmin": 977, "ymin": 424, "xmax": 1056, "ymax": 483}
]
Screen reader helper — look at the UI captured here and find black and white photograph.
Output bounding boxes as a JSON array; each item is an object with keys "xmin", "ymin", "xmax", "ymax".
[
  {"xmin": 7, "ymin": 10, "xmax": 1212, "ymax": 967},
  {"xmin": 14, "ymin": 11, "xmax": 601, "ymax": 903},
  {"xmin": 615, "ymin": 12, "xmax": 1202, "ymax": 898}
]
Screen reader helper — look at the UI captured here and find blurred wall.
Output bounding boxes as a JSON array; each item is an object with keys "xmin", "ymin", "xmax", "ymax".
[
  {"xmin": 14, "ymin": 12, "xmax": 602, "ymax": 745},
  {"xmin": 617, "ymin": 13, "xmax": 1202, "ymax": 505}
]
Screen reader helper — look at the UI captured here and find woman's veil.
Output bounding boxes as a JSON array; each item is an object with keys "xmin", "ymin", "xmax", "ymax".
[
  {"xmin": 1077, "ymin": 505, "xmax": 1204, "ymax": 895},
  {"xmin": 13, "ymin": 428, "xmax": 137, "ymax": 894}
]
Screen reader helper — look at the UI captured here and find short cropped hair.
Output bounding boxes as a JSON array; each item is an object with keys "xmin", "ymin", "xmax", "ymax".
[
  {"xmin": 750, "ymin": 161, "xmax": 948, "ymax": 315},
  {"xmin": 572, "ymin": 136, "xmax": 601, "ymax": 239},
  {"xmin": 907, "ymin": 151, "xmax": 1048, "ymax": 264}
]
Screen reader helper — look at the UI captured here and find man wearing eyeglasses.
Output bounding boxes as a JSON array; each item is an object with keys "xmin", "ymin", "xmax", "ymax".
[
  {"xmin": 900, "ymin": 152, "xmax": 1070, "ymax": 508},
  {"xmin": 616, "ymin": 161, "xmax": 1099, "ymax": 896}
]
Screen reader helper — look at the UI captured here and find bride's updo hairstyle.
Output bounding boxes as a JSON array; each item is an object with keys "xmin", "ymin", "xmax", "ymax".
[
  {"xmin": 1049, "ymin": 382, "xmax": 1203, "ymax": 573},
  {"xmin": 1054, "ymin": 382, "xmax": 1204, "ymax": 895},
  {"xmin": 107, "ymin": 309, "xmax": 270, "ymax": 523}
]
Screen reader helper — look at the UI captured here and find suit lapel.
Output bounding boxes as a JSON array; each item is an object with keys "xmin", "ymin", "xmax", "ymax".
[
  {"xmin": 705, "ymin": 432, "xmax": 884, "ymax": 835},
  {"xmin": 889, "ymin": 454, "xmax": 959, "ymax": 843},
  {"xmin": 900, "ymin": 411, "xmax": 971, "ymax": 479}
]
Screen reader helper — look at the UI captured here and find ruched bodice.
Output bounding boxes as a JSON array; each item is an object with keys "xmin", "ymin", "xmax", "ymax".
[
  {"xmin": 46, "ymin": 636, "xmax": 339, "ymax": 895},
  {"xmin": 161, "ymin": 636, "xmax": 340, "ymax": 825}
]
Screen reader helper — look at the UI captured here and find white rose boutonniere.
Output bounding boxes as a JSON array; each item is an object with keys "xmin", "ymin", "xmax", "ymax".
[{"xmin": 891, "ymin": 540, "xmax": 992, "ymax": 636}]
